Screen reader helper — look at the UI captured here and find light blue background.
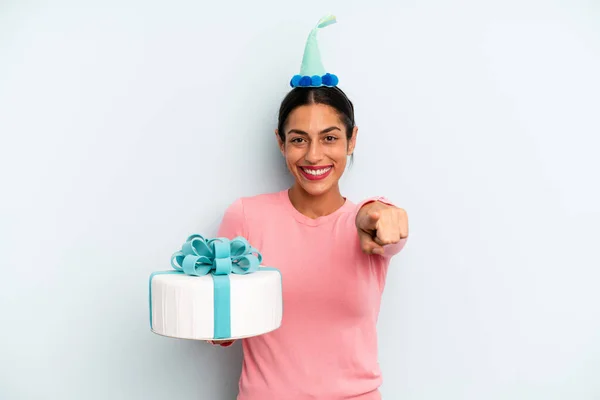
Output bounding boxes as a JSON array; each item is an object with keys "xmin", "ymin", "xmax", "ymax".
[{"xmin": 1, "ymin": 0, "xmax": 599, "ymax": 399}]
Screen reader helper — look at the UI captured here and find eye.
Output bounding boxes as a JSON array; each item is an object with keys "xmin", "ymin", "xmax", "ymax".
[
  {"xmin": 325, "ymin": 136, "xmax": 337, "ymax": 142},
  {"xmin": 290, "ymin": 137, "xmax": 305, "ymax": 143}
]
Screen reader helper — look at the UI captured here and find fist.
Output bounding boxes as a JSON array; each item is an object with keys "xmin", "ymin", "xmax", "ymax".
[{"xmin": 355, "ymin": 201, "xmax": 408, "ymax": 255}]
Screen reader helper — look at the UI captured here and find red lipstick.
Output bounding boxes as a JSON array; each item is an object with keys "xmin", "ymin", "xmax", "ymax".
[{"xmin": 298, "ymin": 165, "xmax": 333, "ymax": 181}]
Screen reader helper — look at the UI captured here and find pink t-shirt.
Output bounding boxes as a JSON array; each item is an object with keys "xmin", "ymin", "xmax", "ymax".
[{"xmin": 217, "ymin": 190, "xmax": 407, "ymax": 400}]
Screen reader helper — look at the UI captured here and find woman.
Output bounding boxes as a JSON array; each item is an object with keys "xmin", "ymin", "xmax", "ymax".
[{"xmin": 210, "ymin": 85, "xmax": 409, "ymax": 400}]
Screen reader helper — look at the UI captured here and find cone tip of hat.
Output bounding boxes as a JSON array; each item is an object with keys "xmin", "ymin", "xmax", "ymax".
[{"xmin": 317, "ymin": 15, "xmax": 337, "ymax": 29}]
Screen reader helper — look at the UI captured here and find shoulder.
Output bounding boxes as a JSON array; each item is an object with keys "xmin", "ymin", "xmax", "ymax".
[
  {"xmin": 222, "ymin": 191, "xmax": 285, "ymax": 221},
  {"xmin": 218, "ymin": 191, "xmax": 287, "ymax": 239},
  {"xmin": 239, "ymin": 191, "xmax": 284, "ymax": 208}
]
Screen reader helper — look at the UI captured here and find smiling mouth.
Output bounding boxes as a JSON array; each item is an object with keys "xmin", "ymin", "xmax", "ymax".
[
  {"xmin": 299, "ymin": 166, "xmax": 332, "ymax": 176},
  {"xmin": 298, "ymin": 166, "xmax": 333, "ymax": 180}
]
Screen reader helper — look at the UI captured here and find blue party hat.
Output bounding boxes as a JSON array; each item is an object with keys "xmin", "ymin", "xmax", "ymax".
[{"xmin": 290, "ymin": 14, "xmax": 339, "ymax": 88}]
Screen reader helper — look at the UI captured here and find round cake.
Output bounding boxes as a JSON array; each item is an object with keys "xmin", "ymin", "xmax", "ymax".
[{"xmin": 149, "ymin": 267, "xmax": 282, "ymax": 340}]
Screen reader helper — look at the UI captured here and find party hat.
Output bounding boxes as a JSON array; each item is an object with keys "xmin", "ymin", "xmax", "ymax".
[{"xmin": 290, "ymin": 14, "xmax": 339, "ymax": 88}]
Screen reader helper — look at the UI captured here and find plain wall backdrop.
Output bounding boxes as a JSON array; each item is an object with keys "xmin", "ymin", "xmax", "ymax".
[{"xmin": 1, "ymin": 0, "xmax": 599, "ymax": 399}]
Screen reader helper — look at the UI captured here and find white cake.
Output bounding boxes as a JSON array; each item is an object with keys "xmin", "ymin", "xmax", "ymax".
[{"xmin": 150, "ymin": 267, "xmax": 282, "ymax": 340}]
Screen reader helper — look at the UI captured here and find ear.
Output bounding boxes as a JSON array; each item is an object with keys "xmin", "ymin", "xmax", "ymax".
[
  {"xmin": 275, "ymin": 129, "xmax": 285, "ymax": 155},
  {"xmin": 347, "ymin": 126, "xmax": 358, "ymax": 155}
]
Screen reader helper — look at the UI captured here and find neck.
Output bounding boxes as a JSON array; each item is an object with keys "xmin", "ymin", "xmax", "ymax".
[{"xmin": 287, "ymin": 183, "xmax": 346, "ymax": 219}]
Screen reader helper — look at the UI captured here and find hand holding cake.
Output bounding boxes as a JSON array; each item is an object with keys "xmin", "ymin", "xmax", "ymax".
[{"xmin": 208, "ymin": 339, "xmax": 235, "ymax": 347}]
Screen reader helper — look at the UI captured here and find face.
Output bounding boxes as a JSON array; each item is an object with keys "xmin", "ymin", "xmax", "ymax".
[{"xmin": 276, "ymin": 103, "xmax": 357, "ymax": 197}]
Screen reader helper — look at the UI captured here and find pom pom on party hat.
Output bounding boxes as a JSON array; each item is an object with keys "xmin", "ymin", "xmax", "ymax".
[{"xmin": 290, "ymin": 14, "xmax": 339, "ymax": 88}]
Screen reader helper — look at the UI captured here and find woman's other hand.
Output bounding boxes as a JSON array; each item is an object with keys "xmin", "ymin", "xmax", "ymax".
[{"xmin": 356, "ymin": 201, "xmax": 408, "ymax": 255}]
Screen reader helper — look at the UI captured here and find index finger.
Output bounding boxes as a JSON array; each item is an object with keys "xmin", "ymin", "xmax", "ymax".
[{"xmin": 364, "ymin": 210, "xmax": 380, "ymax": 229}]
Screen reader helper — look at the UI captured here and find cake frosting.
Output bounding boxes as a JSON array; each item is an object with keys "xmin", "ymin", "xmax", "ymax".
[
  {"xmin": 150, "ymin": 268, "xmax": 282, "ymax": 340},
  {"xmin": 149, "ymin": 234, "xmax": 282, "ymax": 340}
]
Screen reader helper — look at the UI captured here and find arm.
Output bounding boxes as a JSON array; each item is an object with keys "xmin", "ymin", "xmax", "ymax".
[{"xmin": 355, "ymin": 197, "xmax": 409, "ymax": 258}]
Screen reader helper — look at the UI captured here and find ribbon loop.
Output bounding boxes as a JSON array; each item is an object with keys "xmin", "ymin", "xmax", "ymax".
[{"xmin": 170, "ymin": 234, "xmax": 262, "ymax": 278}]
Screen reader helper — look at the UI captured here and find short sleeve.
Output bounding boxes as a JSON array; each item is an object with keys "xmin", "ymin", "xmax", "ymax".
[
  {"xmin": 217, "ymin": 198, "xmax": 247, "ymax": 239},
  {"xmin": 357, "ymin": 196, "xmax": 408, "ymax": 258}
]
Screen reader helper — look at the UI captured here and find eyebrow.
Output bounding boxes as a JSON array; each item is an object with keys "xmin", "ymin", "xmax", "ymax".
[{"xmin": 286, "ymin": 126, "xmax": 341, "ymax": 136}]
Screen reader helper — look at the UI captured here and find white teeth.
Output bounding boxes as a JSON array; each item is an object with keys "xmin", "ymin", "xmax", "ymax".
[{"xmin": 302, "ymin": 167, "xmax": 331, "ymax": 176}]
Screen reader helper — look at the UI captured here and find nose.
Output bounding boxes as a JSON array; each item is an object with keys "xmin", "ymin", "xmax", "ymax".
[{"xmin": 304, "ymin": 140, "xmax": 324, "ymax": 164}]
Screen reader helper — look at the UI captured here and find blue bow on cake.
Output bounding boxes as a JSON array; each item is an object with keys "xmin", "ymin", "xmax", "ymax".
[
  {"xmin": 171, "ymin": 234, "xmax": 262, "ymax": 276},
  {"xmin": 149, "ymin": 234, "xmax": 264, "ymax": 339}
]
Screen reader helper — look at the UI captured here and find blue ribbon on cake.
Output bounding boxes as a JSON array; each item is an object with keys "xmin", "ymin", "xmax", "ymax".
[{"xmin": 148, "ymin": 234, "xmax": 264, "ymax": 339}]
